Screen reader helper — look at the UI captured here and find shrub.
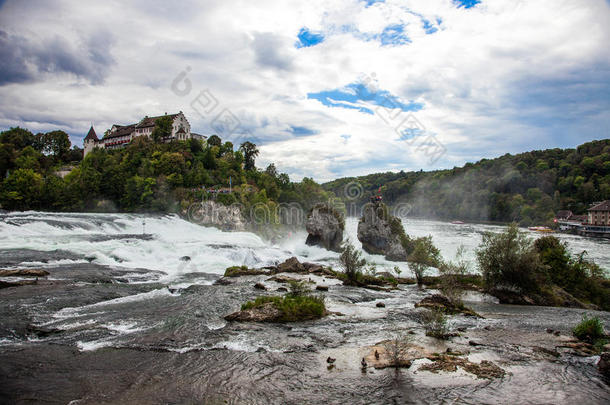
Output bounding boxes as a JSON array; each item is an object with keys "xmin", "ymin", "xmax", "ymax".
[
  {"xmin": 339, "ymin": 239, "xmax": 367, "ymax": 284},
  {"xmin": 287, "ymin": 280, "xmax": 310, "ymax": 297},
  {"xmin": 408, "ymin": 236, "xmax": 441, "ymax": 285},
  {"xmin": 382, "ymin": 331, "xmax": 412, "ymax": 367},
  {"xmin": 438, "ymin": 245, "xmax": 469, "ymax": 307},
  {"xmin": 572, "ymin": 314, "xmax": 605, "ymax": 343},
  {"xmin": 420, "ymin": 308, "xmax": 450, "ymax": 339},
  {"xmin": 476, "ymin": 223, "xmax": 547, "ymax": 293}
]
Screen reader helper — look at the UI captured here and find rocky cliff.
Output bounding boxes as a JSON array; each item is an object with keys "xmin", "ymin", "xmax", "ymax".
[
  {"xmin": 186, "ymin": 201, "xmax": 246, "ymax": 231},
  {"xmin": 357, "ymin": 202, "xmax": 412, "ymax": 261},
  {"xmin": 305, "ymin": 203, "xmax": 344, "ymax": 252}
]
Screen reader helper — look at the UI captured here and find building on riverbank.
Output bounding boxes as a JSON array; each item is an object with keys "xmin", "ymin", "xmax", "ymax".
[
  {"xmin": 581, "ymin": 201, "xmax": 610, "ymax": 238},
  {"xmin": 84, "ymin": 112, "xmax": 205, "ymax": 157}
]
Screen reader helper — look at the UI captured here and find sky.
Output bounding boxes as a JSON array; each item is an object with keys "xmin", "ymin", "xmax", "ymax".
[{"xmin": 0, "ymin": 0, "xmax": 609, "ymax": 182}]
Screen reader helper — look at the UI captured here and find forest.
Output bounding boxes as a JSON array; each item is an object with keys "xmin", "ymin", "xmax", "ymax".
[
  {"xmin": 323, "ymin": 139, "xmax": 610, "ymax": 226},
  {"xmin": 0, "ymin": 126, "xmax": 332, "ymax": 215}
]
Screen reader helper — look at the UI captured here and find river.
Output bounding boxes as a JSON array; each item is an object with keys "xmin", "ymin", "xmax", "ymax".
[{"xmin": 1, "ymin": 212, "xmax": 609, "ymax": 404}]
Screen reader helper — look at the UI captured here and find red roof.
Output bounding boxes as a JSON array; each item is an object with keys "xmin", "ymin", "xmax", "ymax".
[
  {"xmin": 84, "ymin": 126, "xmax": 98, "ymax": 142},
  {"xmin": 588, "ymin": 201, "xmax": 610, "ymax": 212}
]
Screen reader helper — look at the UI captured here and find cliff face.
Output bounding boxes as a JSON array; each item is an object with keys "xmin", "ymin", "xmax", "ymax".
[
  {"xmin": 357, "ymin": 203, "xmax": 409, "ymax": 261},
  {"xmin": 187, "ymin": 201, "xmax": 246, "ymax": 231},
  {"xmin": 305, "ymin": 204, "xmax": 344, "ymax": 252}
]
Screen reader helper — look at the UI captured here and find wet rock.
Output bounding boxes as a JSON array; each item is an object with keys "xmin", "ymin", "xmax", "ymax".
[
  {"xmin": 213, "ymin": 278, "xmax": 232, "ymax": 285},
  {"xmin": 469, "ymin": 340, "xmax": 484, "ymax": 347},
  {"xmin": 276, "ymin": 287, "xmax": 288, "ymax": 292},
  {"xmin": 599, "ymin": 353, "xmax": 610, "ymax": 377},
  {"xmin": 179, "ymin": 256, "xmax": 191, "ymax": 262},
  {"xmin": 376, "ymin": 302, "xmax": 385, "ymax": 308},
  {"xmin": 557, "ymin": 341, "xmax": 597, "ymax": 356},
  {"xmin": 415, "ymin": 294, "xmax": 480, "ymax": 317},
  {"xmin": 225, "ymin": 302, "xmax": 282, "ymax": 322},
  {"xmin": 224, "ymin": 266, "xmax": 269, "ymax": 277},
  {"xmin": 0, "ymin": 279, "xmax": 37, "ymax": 289},
  {"xmin": 254, "ymin": 283, "xmax": 267, "ymax": 290},
  {"xmin": 457, "ymin": 327, "xmax": 467, "ymax": 332},
  {"xmin": 0, "ymin": 269, "xmax": 49, "ymax": 277},
  {"xmin": 316, "ymin": 285, "xmax": 329, "ymax": 291},
  {"xmin": 554, "ymin": 331, "xmax": 561, "ymax": 336},
  {"xmin": 532, "ymin": 346, "xmax": 560, "ymax": 358},
  {"xmin": 305, "ymin": 203, "xmax": 344, "ymax": 252},
  {"xmin": 546, "ymin": 328, "xmax": 554, "ymax": 334},
  {"xmin": 419, "ymin": 354, "xmax": 505, "ymax": 379},
  {"xmin": 357, "ymin": 202, "xmax": 409, "ymax": 261},
  {"xmin": 274, "ymin": 257, "xmax": 307, "ymax": 274},
  {"xmin": 267, "ymin": 275, "xmax": 298, "ymax": 283}
]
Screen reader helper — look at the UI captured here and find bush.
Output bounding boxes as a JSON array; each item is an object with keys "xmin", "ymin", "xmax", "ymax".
[
  {"xmin": 287, "ymin": 280, "xmax": 310, "ymax": 297},
  {"xmin": 420, "ymin": 309, "xmax": 450, "ymax": 339},
  {"xmin": 339, "ymin": 239, "xmax": 366, "ymax": 284},
  {"xmin": 241, "ymin": 295, "xmax": 326, "ymax": 322},
  {"xmin": 476, "ymin": 223, "xmax": 547, "ymax": 293},
  {"xmin": 408, "ymin": 236, "xmax": 441, "ymax": 285},
  {"xmin": 382, "ymin": 331, "xmax": 412, "ymax": 367},
  {"xmin": 572, "ymin": 314, "xmax": 605, "ymax": 343},
  {"xmin": 438, "ymin": 245, "xmax": 469, "ymax": 307}
]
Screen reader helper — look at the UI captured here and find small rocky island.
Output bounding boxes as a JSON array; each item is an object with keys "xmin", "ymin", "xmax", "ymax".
[{"xmin": 357, "ymin": 202, "xmax": 413, "ymax": 261}]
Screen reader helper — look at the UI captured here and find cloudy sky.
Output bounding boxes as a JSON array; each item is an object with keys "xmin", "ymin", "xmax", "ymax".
[{"xmin": 1, "ymin": 0, "xmax": 609, "ymax": 181}]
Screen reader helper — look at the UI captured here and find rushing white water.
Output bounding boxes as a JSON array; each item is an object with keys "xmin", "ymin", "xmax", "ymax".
[{"xmin": 0, "ymin": 212, "xmax": 608, "ymax": 280}]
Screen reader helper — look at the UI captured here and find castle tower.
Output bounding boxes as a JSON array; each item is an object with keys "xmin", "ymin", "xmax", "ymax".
[{"xmin": 83, "ymin": 126, "xmax": 99, "ymax": 157}]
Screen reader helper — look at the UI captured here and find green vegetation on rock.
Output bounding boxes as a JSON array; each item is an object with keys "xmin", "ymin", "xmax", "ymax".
[{"xmin": 240, "ymin": 294, "xmax": 326, "ymax": 322}]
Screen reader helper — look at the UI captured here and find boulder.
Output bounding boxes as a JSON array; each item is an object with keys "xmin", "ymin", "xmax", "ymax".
[
  {"xmin": 187, "ymin": 200, "xmax": 246, "ymax": 231},
  {"xmin": 316, "ymin": 285, "xmax": 329, "ymax": 291},
  {"xmin": 305, "ymin": 204, "xmax": 344, "ymax": 252},
  {"xmin": 275, "ymin": 257, "xmax": 307, "ymax": 274},
  {"xmin": 357, "ymin": 202, "xmax": 409, "ymax": 261}
]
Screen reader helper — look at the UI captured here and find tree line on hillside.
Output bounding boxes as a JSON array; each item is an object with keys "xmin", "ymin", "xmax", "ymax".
[
  {"xmin": 0, "ymin": 125, "xmax": 333, "ymax": 214},
  {"xmin": 324, "ymin": 139, "xmax": 610, "ymax": 226}
]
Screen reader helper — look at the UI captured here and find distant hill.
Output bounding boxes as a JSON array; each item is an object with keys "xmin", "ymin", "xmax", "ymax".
[{"xmin": 323, "ymin": 139, "xmax": 610, "ymax": 226}]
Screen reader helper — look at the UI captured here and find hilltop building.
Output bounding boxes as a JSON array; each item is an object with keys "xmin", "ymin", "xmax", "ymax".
[{"xmin": 83, "ymin": 112, "xmax": 205, "ymax": 156}]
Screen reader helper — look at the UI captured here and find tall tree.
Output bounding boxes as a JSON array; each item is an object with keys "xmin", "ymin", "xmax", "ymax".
[{"xmin": 239, "ymin": 141, "xmax": 259, "ymax": 171}]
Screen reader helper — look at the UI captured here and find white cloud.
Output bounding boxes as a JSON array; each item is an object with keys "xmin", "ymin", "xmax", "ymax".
[{"xmin": 0, "ymin": 0, "xmax": 609, "ymax": 182}]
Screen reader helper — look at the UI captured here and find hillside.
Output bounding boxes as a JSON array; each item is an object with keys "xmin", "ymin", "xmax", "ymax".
[
  {"xmin": 323, "ymin": 139, "xmax": 610, "ymax": 226},
  {"xmin": 0, "ymin": 127, "xmax": 332, "ymax": 214}
]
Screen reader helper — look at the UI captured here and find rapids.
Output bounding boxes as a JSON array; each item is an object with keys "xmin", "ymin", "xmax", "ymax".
[{"xmin": 1, "ymin": 211, "xmax": 609, "ymax": 404}]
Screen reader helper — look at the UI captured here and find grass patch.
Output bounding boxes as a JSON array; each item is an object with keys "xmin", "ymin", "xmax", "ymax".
[
  {"xmin": 224, "ymin": 265, "xmax": 267, "ymax": 277},
  {"xmin": 241, "ymin": 295, "xmax": 326, "ymax": 322}
]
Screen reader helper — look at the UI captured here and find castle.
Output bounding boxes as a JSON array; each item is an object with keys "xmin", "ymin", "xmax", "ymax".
[{"xmin": 84, "ymin": 112, "xmax": 204, "ymax": 156}]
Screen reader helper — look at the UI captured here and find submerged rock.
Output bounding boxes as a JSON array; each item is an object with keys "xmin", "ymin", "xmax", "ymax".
[
  {"xmin": 0, "ymin": 269, "xmax": 49, "ymax": 277},
  {"xmin": 225, "ymin": 302, "xmax": 282, "ymax": 322},
  {"xmin": 415, "ymin": 294, "xmax": 481, "ymax": 317},
  {"xmin": 305, "ymin": 203, "xmax": 344, "ymax": 252},
  {"xmin": 357, "ymin": 202, "xmax": 410, "ymax": 261},
  {"xmin": 419, "ymin": 354, "xmax": 505, "ymax": 379}
]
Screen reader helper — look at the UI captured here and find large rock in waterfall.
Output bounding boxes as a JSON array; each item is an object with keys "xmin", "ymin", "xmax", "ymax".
[
  {"xmin": 357, "ymin": 202, "xmax": 411, "ymax": 261},
  {"xmin": 186, "ymin": 200, "xmax": 246, "ymax": 231},
  {"xmin": 305, "ymin": 204, "xmax": 344, "ymax": 252}
]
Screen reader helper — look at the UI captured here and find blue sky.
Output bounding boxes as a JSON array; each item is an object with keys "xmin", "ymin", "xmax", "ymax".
[{"xmin": 0, "ymin": 0, "xmax": 609, "ymax": 182}]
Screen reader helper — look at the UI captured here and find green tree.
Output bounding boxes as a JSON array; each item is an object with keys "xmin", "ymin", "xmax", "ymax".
[
  {"xmin": 408, "ymin": 236, "xmax": 441, "ymax": 285},
  {"xmin": 151, "ymin": 116, "xmax": 173, "ymax": 143},
  {"xmin": 207, "ymin": 135, "xmax": 222, "ymax": 147},
  {"xmin": 476, "ymin": 223, "xmax": 546, "ymax": 293},
  {"xmin": 0, "ymin": 168, "xmax": 43, "ymax": 210},
  {"xmin": 239, "ymin": 141, "xmax": 259, "ymax": 171}
]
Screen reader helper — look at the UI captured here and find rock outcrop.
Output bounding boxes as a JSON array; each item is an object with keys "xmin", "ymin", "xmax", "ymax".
[
  {"xmin": 357, "ymin": 202, "xmax": 410, "ymax": 261},
  {"xmin": 187, "ymin": 201, "xmax": 246, "ymax": 231},
  {"xmin": 305, "ymin": 204, "xmax": 344, "ymax": 252}
]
